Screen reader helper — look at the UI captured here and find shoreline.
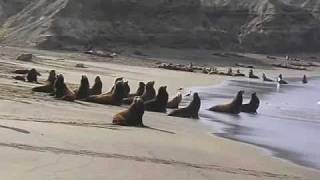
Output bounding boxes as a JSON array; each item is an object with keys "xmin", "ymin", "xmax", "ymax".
[{"xmin": 190, "ymin": 77, "xmax": 320, "ymax": 171}]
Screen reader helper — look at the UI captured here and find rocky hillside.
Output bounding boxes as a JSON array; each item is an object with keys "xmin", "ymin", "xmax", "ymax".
[{"xmin": 0, "ymin": 0, "xmax": 320, "ymax": 53}]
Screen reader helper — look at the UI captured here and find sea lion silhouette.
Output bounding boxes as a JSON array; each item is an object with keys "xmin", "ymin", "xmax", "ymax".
[
  {"xmin": 27, "ymin": 68, "xmax": 41, "ymax": 83},
  {"xmin": 167, "ymin": 92, "xmax": 182, "ymax": 109},
  {"xmin": 209, "ymin": 90, "xmax": 244, "ymax": 114},
  {"xmin": 249, "ymin": 69, "xmax": 259, "ymax": 79},
  {"xmin": 32, "ymin": 70, "xmax": 56, "ymax": 93},
  {"xmin": 278, "ymin": 74, "xmax": 288, "ymax": 84},
  {"xmin": 75, "ymin": 75, "xmax": 90, "ymax": 99},
  {"xmin": 302, "ymin": 75, "xmax": 308, "ymax": 84},
  {"xmin": 262, "ymin": 73, "xmax": 273, "ymax": 82},
  {"xmin": 241, "ymin": 92, "xmax": 260, "ymax": 113},
  {"xmin": 90, "ymin": 76, "xmax": 103, "ymax": 95},
  {"xmin": 144, "ymin": 86, "xmax": 169, "ymax": 113},
  {"xmin": 168, "ymin": 92, "xmax": 201, "ymax": 119},
  {"xmin": 141, "ymin": 81, "xmax": 156, "ymax": 101},
  {"xmin": 113, "ymin": 97, "xmax": 145, "ymax": 126}
]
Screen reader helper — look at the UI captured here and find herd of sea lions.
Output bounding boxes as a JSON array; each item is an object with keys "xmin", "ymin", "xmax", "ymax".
[{"xmin": 11, "ymin": 67, "xmax": 310, "ymax": 127}]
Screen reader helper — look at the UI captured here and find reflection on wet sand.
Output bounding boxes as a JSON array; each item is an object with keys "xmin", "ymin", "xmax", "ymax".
[{"xmin": 190, "ymin": 78, "xmax": 320, "ymax": 170}]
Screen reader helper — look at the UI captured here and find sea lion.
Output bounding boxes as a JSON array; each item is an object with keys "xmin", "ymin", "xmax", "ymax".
[
  {"xmin": 75, "ymin": 75, "xmax": 90, "ymax": 99},
  {"xmin": 129, "ymin": 82, "xmax": 145, "ymax": 97},
  {"xmin": 104, "ymin": 77, "xmax": 124, "ymax": 95},
  {"xmin": 90, "ymin": 76, "xmax": 103, "ymax": 95},
  {"xmin": 123, "ymin": 82, "xmax": 145, "ymax": 105},
  {"xmin": 167, "ymin": 92, "xmax": 182, "ymax": 109},
  {"xmin": 32, "ymin": 70, "xmax": 57, "ymax": 93},
  {"xmin": 168, "ymin": 92, "xmax": 201, "ymax": 119},
  {"xmin": 234, "ymin": 69, "xmax": 245, "ymax": 77},
  {"xmin": 209, "ymin": 90, "xmax": 244, "ymax": 114},
  {"xmin": 54, "ymin": 74, "xmax": 66, "ymax": 98},
  {"xmin": 249, "ymin": 69, "xmax": 259, "ymax": 79},
  {"xmin": 113, "ymin": 97, "xmax": 144, "ymax": 126},
  {"xmin": 87, "ymin": 81, "xmax": 125, "ymax": 106},
  {"xmin": 262, "ymin": 73, "xmax": 273, "ymax": 82},
  {"xmin": 141, "ymin": 81, "xmax": 156, "ymax": 101},
  {"xmin": 62, "ymin": 85, "xmax": 76, "ymax": 101},
  {"xmin": 144, "ymin": 86, "xmax": 169, "ymax": 113},
  {"xmin": 278, "ymin": 74, "xmax": 288, "ymax": 84},
  {"xmin": 27, "ymin": 68, "xmax": 41, "ymax": 83},
  {"xmin": 302, "ymin": 75, "xmax": 308, "ymax": 84},
  {"xmin": 241, "ymin": 92, "xmax": 260, "ymax": 113}
]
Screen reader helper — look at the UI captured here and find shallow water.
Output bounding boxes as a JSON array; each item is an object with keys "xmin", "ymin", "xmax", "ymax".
[{"xmin": 190, "ymin": 78, "xmax": 320, "ymax": 170}]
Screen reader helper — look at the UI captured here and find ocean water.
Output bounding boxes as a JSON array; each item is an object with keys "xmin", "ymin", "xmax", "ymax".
[{"xmin": 189, "ymin": 78, "xmax": 320, "ymax": 170}]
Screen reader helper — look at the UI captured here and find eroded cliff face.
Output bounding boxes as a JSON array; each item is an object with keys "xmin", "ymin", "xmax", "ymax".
[{"xmin": 0, "ymin": 0, "xmax": 320, "ymax": 53}]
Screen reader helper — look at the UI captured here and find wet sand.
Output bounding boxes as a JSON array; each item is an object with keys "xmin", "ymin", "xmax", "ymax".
[{"xmin": 192, "ymin": 78, "xmax": 320, "ymax": 170}]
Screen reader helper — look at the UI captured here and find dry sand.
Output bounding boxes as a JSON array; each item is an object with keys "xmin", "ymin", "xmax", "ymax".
[{"xmin": 0, "ymin": 46, "xmax": 320, "ymax": 180}]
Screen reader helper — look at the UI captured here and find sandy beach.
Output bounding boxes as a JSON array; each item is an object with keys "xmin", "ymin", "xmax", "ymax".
[{"xmin": 0, "ymin": 46, "xmax": 320, "ymax": 180}]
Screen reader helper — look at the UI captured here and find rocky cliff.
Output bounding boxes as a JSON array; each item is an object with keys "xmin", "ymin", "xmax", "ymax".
[{"xmin": 0, "ymin": 0, "xmax": 319, "ymax": 53}]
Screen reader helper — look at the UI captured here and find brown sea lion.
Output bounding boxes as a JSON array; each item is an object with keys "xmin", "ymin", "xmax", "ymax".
[
  {"xmin": 54, "ymin": 74, "xmax": 66, "ymax": 98},
  {"xmin": 278, "ymin": 74, "xmax": 288, "ymax": 84},
  {"xmin": 262, "ymin": 73, "xmax": 273, "ymax": 82},
  {"xmin": 168, "ymin": 92, "xmax": 201, "ymax": 119},
  {"xmin": 241, "ymin": 92, "xmax": 260, "ymax": 114},
  {"xmin": 123, "ymin": 82, "xmax": 145, "ymax": 105},
  {"xmin": 90, "ymin": 76, "xmax": 103, "ymax": 95},
  {"xmin": 167, "ymin": 92, "xmax": 182, "ymax": 109},
  {"xmin": 62, "ymin": 85, "xmax": 76, "ymax": 101},
  {"xmin": 141, "ymin": 81, "xmax": 156, "ymax": 101},
  {"xmin": 144, "ymin": 86, "xmax": 169, "ymax": 113},
  {"xmin": 129, "ymin": 82, "xmax": 145, "ymax": 97},
  {"xmin": 75, "ymin": 75, "xmax": 90, "ymax": 99},
  {"xmin": 302, "ymin": 75, "xmax": 308, "ymax": 84},
  {"xmin": 209, "ymin": 90, "xmax": 244, "ymax": 114},
  {"xmin": 32, "ymin": 70, "xmax": 56, "ymax": 93},
  {"xmin": 113, "ymin": 97, "xmax": 144, "ymax": 126},
  {"xmin": 249, "ymin": 69, "xmax": 259, "ymax": 79},
  {"xmin": 27, "ymin": 68, "xmax": 41, "ymax": 83},
  {"xmin": 87, "ymin": 81, "xmax": 125, "ymax": 106}
]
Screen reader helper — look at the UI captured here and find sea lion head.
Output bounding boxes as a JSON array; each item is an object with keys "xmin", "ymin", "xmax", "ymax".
[
  {"xmin": 146, "ymin": 81, "xmax": 155, "ymax": 88},
  {"xmin": 130, "ymin": 96, "xmax": 145, "ymax": 126},
  {"xmin": 30, "ymin": 68, "xmax": 41, "ymax": 76},
  {"xmin": 250, "ymin": 92, "xmax": 260, "ymax": 110},
  {"xmin": 95, "ymin": 76, "xmax": 101, "ymax": 83},
  {"xmin": 113, "ymin": 81, "xmax": 126, "ymax": 99},
  {"xmin": 139, "ymin": 82, "xmax": 145, "ymax": 88}
]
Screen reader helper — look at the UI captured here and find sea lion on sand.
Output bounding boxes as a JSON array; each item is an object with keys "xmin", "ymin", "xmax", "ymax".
[
  {"xmin": 87, "ymin": 81, "xmax": 125, "ymax": 106},
  {"xmin": 234, "ymin": 69, "xmax": 245, "ymax": 77},
  {"xmin": 113, "ymin": 97, "xmax": 144, "ymax": 126},
  {"xmin": 90, "ymin": 76, "xmax": 103, "ymax": 95},
  {"xmin": 249, "ymin": 69, "xmax": 259, "ymax": 79},
  {"xmin": 262, "ymin": 73, "xmax": 273, "ymax": 82},
  {"xmin": 167, "ymin": 92, "xmax": 182, "ymax": 109},
  {"xmin": 209, "ymin": 90, "xmax": 244, "ymax": 114},
  {"xmin": 123, "ymin": 82, "xmax": 145, "ymax": 105},
  {"xmin": 302, "ymin": 75, "xmax": 308, "ymax": 84},
  {"xmin": 144, "ymin": 86, "xmax": 169, "ymax": 113},
  {"xmin": 123, "ymin": 81, "xmax": 130, "ymax": 98},
  {"xmin": 168, "ymin": 93, "xmax": 201, "ymax": 119},
  {"xmin": 32, "ymin": 70, "xmax": 56, "ymax": 93},
  {"xmin": 75, "ymin": 75, "xmax": 90, "ymax": 99},
  {"xmin": 129, "ymin": 82, "xmax": 145, "ymax": 97},
  {"xmin": 278, "ymin": 74, "xmax": 288, "ymax": 84},
  {"xmin": 141, "ymin": 81, "xmax": 156, "ymax": 101},
  {"xmin": 241, "ymin": 92, "xmax": 260, "ymax": 113},
  {"xmin": 54, "ymin": 74, "xmax": 66, "ymax": 98},
  {"xmin": 27, "ymin": 68, "xmax": 41, "ymax": 83}
]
